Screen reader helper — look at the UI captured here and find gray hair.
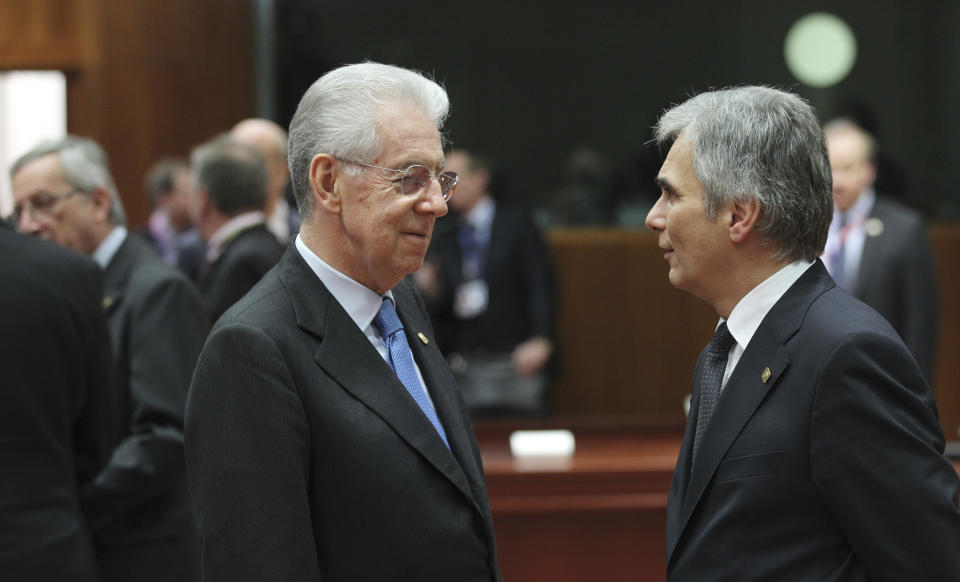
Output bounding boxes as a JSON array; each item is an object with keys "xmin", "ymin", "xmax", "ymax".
[
  {"xmin": 287, "ymin": 62, "xmax": 450, "ymax": 220},
  {"xmin": 144, "ymin": 157, "xmax": 190, "ymax": 205},
  {"xmin": 655, "ymin": 86, "xmax": 833, "ymax": 262},
  {"xmin": 191, "ymin": 136, "xmax": 269, "ymax": 216},
  {"xmin": 11, "ymin": 135, "xmax": 126, "ymax": 226}
]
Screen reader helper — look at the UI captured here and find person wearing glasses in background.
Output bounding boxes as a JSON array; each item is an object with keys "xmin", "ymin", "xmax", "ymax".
[
  {"xmin": 10, "ymin": 136, "xmax": 208, "ymax": 582},
  {"xmin": 184, "ymin": 62, "xmax": 502, "ymax": 581}
]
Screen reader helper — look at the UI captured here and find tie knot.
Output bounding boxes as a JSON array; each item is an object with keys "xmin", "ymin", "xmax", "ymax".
[
  {"xmin": 374, "ymin": 298, "xmax": 403, "ymax": 339},
  {"xmin": 710, "ymin": 322, "xmax": 736, "ymax": 355}
]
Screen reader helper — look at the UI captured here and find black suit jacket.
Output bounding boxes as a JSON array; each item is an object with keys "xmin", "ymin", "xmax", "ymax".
[
  {"xmin": 198, "ymin": 223, "xmax": 284, "ymax": 323},
  {"xmin": 0, "ymin": 225, "xmax": 117, "ymax": 582},
  {"xmin": 427, "ymin": 204, "xmax": 556, "ymax": 354},
  {"xmin": 666, "ymin": 261, "xmax": 960, "ymax": 581},
  {"xmin": 185, "ymin": 247, "xmax": 502, "ymax": 581},
  {"xmin": 80, "ymin": 234, "xmax": 208, "ymax": 580},
  {"xmin": 853, "ymin": 196, "xmax": 939, "ymax": 379}
]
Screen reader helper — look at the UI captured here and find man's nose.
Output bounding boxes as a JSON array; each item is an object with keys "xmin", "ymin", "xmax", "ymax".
[
  {"xmin": 646, "ymin": 196, "xmax": 667, "ymax": 232},
  {"xmin": 17, "ymin": 208, "xmax": 43, "ymax": 235},
  {"xmin": 417, "ymin": 179, "xmax": 449, "ymax": 217}
]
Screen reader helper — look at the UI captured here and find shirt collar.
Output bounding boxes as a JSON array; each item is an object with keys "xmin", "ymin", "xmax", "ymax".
[
  {"xmin": 206, "ymin": 211, "xmax": 265, "ymax": 263},
  {"xmin": 834, "ymin": 187, "xmax": 876, "ymax": 229},
  {"xmin": 294, "ymin": 234, "xmax": 392, "ymax": 331},
  {"xmin": 464, "ymin": 195, "xmax": 495, "ymax": 236},
  {"xmin": 93, "ymin": 226, "xmax": 127, "ymax": 268},
  {"xmin": 723, "ymin": 260, "xmax": 814, "ymax": 350}
]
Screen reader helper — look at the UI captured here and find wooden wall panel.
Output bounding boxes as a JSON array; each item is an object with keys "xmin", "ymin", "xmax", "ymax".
[
  {"xmin": 931, "ymin": 225, "xmax": 960, "ymax": 439},
  {"xmin": 65, "ymin": 0, "xmax": 255, "ymax": 227},
  {"xmin": 547, "ymin": 228, "xmax": 960, "ymax": 439},
  {"xmin": 547, "ymin": 229, "xmax": 716, "ymax": 421},
  {"xmin": 0, "ymin": 0, "xmax": 98, "ymax": 69}
]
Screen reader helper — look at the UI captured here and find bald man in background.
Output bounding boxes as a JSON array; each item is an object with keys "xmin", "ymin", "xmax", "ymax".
[
  {"xmin": 230, "ymin": 118, "xmax": 301, "ymax": 243},
  {"xmin": 821, "ymin": 118, "xmax": 939, "ymax": 380}
]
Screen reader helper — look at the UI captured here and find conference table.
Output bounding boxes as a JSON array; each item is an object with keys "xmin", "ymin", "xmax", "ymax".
[
  {"xmin": 476, "ymin": 419, "xmax": 681, "ymax": 582},
  {"xmin": 476, "ymin": 418, "xmax": 960, "ymax": 582}
]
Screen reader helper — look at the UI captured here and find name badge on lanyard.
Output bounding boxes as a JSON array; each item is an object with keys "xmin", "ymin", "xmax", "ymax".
[{"xmin": 455, "ymin": 279, "xmax": 489, "ymax": 318}]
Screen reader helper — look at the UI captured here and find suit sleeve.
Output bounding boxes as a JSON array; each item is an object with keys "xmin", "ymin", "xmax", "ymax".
[
  {"xmin": 185, "ymin": 323, "xmax": 320, "ymax": 581},
  {"xmin": 811, "ymin": 330, "xmax": 960, "ymax": 581},
  {"xmin": 72, "ymin": 260, "xmax": 120, "ymax": 487},
  {"xmin": 81, "ymin": 274, "xmax": 208, "ymax": 523}
]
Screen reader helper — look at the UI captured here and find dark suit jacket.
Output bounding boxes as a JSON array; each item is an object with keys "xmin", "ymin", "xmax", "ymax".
[
  {"xmin": 198, "ymin": 223, "xmax": 284, "ymax": 323},
  {"xmin": 0, "ymin": 225, "xmax": 117, "ymax": 582},
  {"xmin": 80, "ymin": 234, "xmax": 208, "ymax": 581},
  {"xmin": 853, "ymin": 196, "xmax": 939, "ymax": 380},
  {"xmin": 427, "ymin": 204, "xmax": 556, "ymax": 354},
  {"xmin": 666, "ymin": 261, "xmax": 960, "ymax": 581},
  {"xmin": 185, "ymin": 247, "xmax": 502, "ymax": 581}
]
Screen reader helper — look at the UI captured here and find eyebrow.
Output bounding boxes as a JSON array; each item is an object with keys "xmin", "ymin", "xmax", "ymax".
[
  {"xmin": 397, "ymin": 159, "xmax": 445, "ymax": 171},
  {"xmin": 655, "ymin": 176, "xmax": 674, "ymax": 194}
]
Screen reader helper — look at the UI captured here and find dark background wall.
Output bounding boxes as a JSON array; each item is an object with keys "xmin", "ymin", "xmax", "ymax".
[{"xmin": 275, "ymin": 0, "xmax": 957, "ymax": 220}]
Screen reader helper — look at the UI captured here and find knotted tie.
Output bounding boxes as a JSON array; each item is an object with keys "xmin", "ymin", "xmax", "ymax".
[
  {"xmin": 374, "ymin": 298, "xmax": 449, "ymax": 448},
  {"xmin": 691, "ymin": 322, "xmax": 736, "ymax": 469}
]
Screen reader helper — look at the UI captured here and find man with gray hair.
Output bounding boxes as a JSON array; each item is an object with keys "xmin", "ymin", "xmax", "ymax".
[
  {"xmin": 190, "ymin": 136, "xmax": 284, "ymax": 322},
  {"xmin": 185, "ymin": 63, "xmax": 502, "ymax": 581},
  {"xmin": 230, "ymin": 117, "xmax": 301, "ymax": 243},
  {"xmin": 645, "ymin": 86, "xmax": 960, "ymax": 581},
  {"xmin": 11, "ymin": 136, "xmax": 208, "ymax": 581}
]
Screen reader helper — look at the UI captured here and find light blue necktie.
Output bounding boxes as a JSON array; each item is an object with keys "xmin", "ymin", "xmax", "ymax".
[{"xmin": 374, "ymin": 298, "xmax": 449, "ymax": 448}]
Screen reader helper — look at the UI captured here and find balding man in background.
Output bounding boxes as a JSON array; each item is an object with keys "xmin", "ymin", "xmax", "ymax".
[
  {"xmin": 190, "ymin": 135, "xmax": 284, "ymax": 323},
  {"xmin": 822, "ymin": 118, "xmax": 939, "ymax": 380},
  {"xmin": 231, "ymin": 118, "xmax": 301, "ymax": 243}
]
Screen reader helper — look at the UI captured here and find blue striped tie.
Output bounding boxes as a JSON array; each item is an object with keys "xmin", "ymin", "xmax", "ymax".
[{"xmin": 374, "ymin": 298, "xmax": 449, "ymax": 448}]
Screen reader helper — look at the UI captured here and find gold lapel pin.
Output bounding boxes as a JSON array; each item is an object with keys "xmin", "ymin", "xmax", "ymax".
[
  {"xmin": 761, "ymin": 367, "xmax": 772, "ymax": 383},
  {"xmin": 102, "ymin": 296, "xmax": 114, "ymax": 309},
  {"xmin": 417, "ymin": 332, "xmax": 429, "ymax": 345}
]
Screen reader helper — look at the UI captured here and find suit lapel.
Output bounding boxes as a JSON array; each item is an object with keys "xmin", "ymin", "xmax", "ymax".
[
  {"xmin": 277, "ymin": 249, "xmax": 479, "ymax": 510},
  {"xmin": 667, "ymin": 261, "xmax": 835, "ymax": 565},
  {"xmin": 853, "ymin": 200, "xmax": 887, "ymax": 298},
  {"xmin": 101, "ymin": 236, "xmax": 136, "ymax": 316},
  {"xmin": 395, "ymin": 283, "xmax": 487, "ymax": 511},
  {"xmin": 665, "ymin": 351, "xmax": 703, "ymax": 555}
]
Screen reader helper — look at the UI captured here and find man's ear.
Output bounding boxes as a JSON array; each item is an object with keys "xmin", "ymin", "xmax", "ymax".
[
  {"xmin": 729, "ymin": 198, "xmax": 761, "ymax": 243},
  {"xmin": 88, "ymin": 187, "xmax": 113, "ymax": 223},
  {"xmin": 309, "ymin": 154, "xmax": 341, "ymax": 214}
]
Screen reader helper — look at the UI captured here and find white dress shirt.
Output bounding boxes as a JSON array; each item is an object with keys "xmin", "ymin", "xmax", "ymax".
[
  {"xmin": 718, "ymin": 260, "xmax": 814, "ymax": 391},
  {"xmin": 294, "ymin": 234, "xmax": 436, "ymax": 405},
  {"xmin": 92, "ymin": 226, "xmax": 128, "ymax": 269}
]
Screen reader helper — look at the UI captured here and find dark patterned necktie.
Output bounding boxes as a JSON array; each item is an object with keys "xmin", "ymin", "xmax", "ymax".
[{"xmin": 691, "ymin": 322, "xmax": 736, "ymax": 469}]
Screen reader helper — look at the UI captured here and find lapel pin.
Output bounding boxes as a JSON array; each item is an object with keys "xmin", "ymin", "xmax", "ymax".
[
  {"xmin": 417, "ymin": 332, "xmax": 429, "ymax": 345},
  {"xmin": 865, "ymin": 217, "xmax": 884, "ymax": 237},
  {"xmin": 761, "ymin": 367, "xmax": 772, "ymax": 383},
  {"xmin": 102, "ymin": 296, "xmax": 114, "ymax": 310}
]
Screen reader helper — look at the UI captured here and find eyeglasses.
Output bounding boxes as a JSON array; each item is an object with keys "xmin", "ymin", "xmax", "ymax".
[
  {"xmin": 11, "ymin": 189, "xmax": 83, "ymax": 224},
  {"xmin": 337, "ymin": 158, "xmax": 459, "ymax": 201}
]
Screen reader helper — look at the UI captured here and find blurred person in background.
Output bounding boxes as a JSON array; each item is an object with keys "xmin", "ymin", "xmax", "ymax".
[
  {"xmin": 230, "ymin": 118, "xmax": 301, "ymax": 243},
  {"xmin": 822, "ymin": 117, "xmax": 939, "ymax": 380},
  {"xmin": 190, "ymin": 136, "xmax": 284, "ymax": 323},
  {"xmin": 0, "ymin": 221, "xmax": 117, "ymax": 582},
  {"xmin": 11, "ymin": 136, "xmax": 208, "ymax": 582},
  {"xmin": 415, "ymin": 148, "xmax": 557, "ymax": 417},
  {"xmin": 138, "ymin": 157, "xmax": 205, "ymax": 281}
]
